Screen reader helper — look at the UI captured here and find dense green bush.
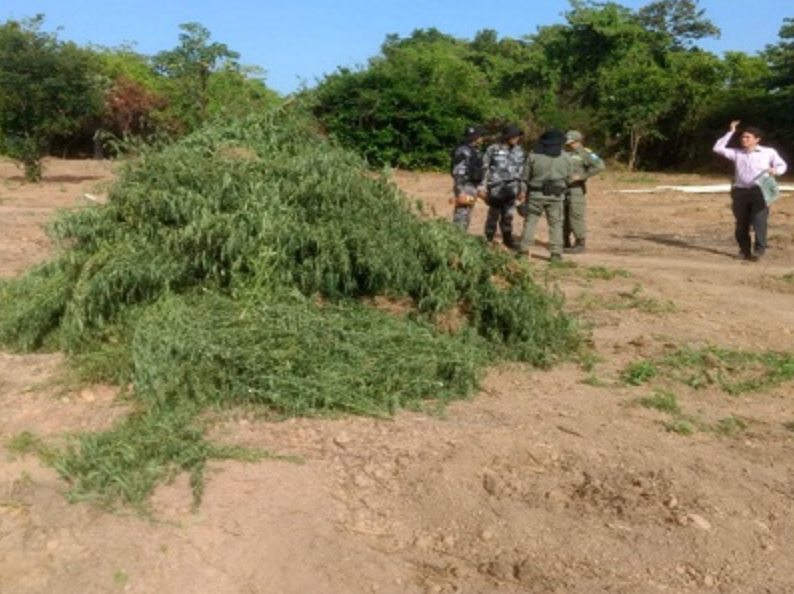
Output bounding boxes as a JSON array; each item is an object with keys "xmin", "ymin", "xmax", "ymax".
[
  {"xmin": 0, "ymin": 16, "xmax": 102, "ymax": 179},
  {"xmin": 311, "ymin": 29, "xmax": 514, "ymax": 169}
]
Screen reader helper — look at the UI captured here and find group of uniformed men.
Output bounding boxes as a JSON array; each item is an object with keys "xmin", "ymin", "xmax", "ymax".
[{"xmin": 450, "ymin": 123, "xmax": 605, "ymax": 261}]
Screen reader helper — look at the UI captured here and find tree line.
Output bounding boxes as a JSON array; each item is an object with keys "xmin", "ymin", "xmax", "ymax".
[
  {"xmin": 0, "ymin": 17, "xmax": 279, "ymax": 180},
  {"xmin": 312, "ymin": 1, "xmax": 794, "ymax": 172},
  {"xmin": 1, "ymin": 1, "xmax": 793, "ymax": 181}
]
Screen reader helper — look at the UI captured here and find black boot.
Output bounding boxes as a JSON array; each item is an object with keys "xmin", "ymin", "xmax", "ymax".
[{"xmin": 503, "ymin": 233, "xmax": 517, "ymax": 250}]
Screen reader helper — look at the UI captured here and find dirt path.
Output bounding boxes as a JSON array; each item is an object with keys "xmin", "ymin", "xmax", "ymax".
[{"xmin": 1, "ymin": 158, "xmax": 793, "ymax": 593}]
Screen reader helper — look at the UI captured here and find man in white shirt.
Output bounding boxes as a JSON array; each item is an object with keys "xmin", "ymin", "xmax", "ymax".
[{"xmin": 713, "ymin": 120, "xmax": 788, "ymax": 261}]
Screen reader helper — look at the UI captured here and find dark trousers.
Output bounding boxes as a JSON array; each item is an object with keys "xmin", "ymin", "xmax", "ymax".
[
  {"xmin": 484, "ymin": 201, "xmax": 516, "ymax": 244},
  {"xmin": 731, "ymin": 186, "xmax": 769, "ymax": 256}
]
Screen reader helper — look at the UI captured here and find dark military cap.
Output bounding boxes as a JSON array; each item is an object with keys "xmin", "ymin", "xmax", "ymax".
[{"xmin": 461, "ymin": 124, "xmax": 485, "ymax": 142}]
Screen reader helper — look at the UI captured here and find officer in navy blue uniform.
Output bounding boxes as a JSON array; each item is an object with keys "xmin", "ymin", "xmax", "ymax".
[
  {"xmin": 477, "ymin": 124, "xmax": 526, "ymax": 248},
  {"xmin": 450, "ymin": 125, "xmax": 485, "ymax": 231}
]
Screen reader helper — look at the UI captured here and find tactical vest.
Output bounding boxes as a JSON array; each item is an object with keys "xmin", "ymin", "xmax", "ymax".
[
  {"xmin": 527, "ymin": 153, "xmax": 571, "ymax": 197},
  {"xmin": 451, "ymin": 144, "xmax": 484, "ymax": 184}
]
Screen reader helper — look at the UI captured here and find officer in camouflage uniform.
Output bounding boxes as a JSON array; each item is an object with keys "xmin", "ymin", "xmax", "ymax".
[
  {"xmin": 450, "ymin": 125, "xmax": 485, "ymax": 231},
  {"xmin": 515, "ymin": 128, "xmax": 573, "ymax": 262},
  {"xmin": 477, "ymin": 124, "xmax": 526, "ymax": 248},
  {"xmin": 563, "ymin": 130, "xmax": 605, "ymax": 254}
]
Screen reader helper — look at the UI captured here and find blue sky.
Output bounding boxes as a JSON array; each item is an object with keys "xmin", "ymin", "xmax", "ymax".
[{"xmin": 3, "ymin": 1, "xmax": 792, "ymax": 95}]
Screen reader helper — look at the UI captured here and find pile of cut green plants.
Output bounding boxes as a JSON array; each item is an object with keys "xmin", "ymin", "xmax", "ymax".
[{"xmin": 0, "ymin": 105, "xmax": 580, "ymax": 509}]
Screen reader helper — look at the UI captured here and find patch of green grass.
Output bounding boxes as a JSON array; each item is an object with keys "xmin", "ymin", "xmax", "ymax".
[
  {"xmin": 576, "ymin": 284, "xmax": 675, "ymax": 315},
  {"xmin": 542, "ymin": 262, "xmax": 632, "ymax": 284},
  {"xmin": 5, "ymin": 431, "xmax": 55, "ymax": 462},
  {"xmin": 6, "ymin": 431, "xmax": 41, "ymax": 456},
  {"xmin": 622, "ymin": 360, "xmax": 659, "ymax": 385},
  {"xmin": 581, "ymin": 373, "xmax": 609, "ymax": 387},
  {"xmin": 662, "ymin": 418, "xmax": 698, "ymax": 436},
  {"xmin": 711, "ymin": 416, "xmax": 749, "ymax": 437},
  {"xmin": 583, "ymin": 266, "xmax": 632, "ymax": 281},
  {"xmin": 51, "ymin": 405, "xmax": 276, "ymax": 510},
  {"xmin": 782, "ymin": 272, "xmax": 794, "ymax": 285},
  {"xmin": 637, "ymin": 389, "xmax": 681, "ymax": 414},
  {"xmin": 607, "ymin": 284, "xmax": 676, "ymax": 314},
  {"xmin": 635, "ymin": 390, "xmax": 748, "ymax": 437},
  {"xmin": 539, "ymin": 259, "xmax": 579, "ymax": 278},
  {"xmin": 112, "ymin": 570, "xmax": 128, "ymax": 586},
  {"xmin": 622, "ymin": 345, "xmax": 794, "ymax": 395},
  {"xmin": 575, "ymin": 348, "xmax": 603, "ymax": 373}
]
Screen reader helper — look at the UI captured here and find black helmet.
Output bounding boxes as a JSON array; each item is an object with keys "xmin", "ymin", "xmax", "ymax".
[
  {"xmin": 500, "ymin": 124, "xmax": 524, "ymax": 141},
  {"xmin": 461, "ymin": 124, "xmax": 485, "ymax": 143}
]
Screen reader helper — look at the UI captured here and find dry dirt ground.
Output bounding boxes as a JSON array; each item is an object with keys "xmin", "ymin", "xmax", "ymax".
[{"xmin": 1, "ymin": 157, "xmax": 793, "ymax": 594}]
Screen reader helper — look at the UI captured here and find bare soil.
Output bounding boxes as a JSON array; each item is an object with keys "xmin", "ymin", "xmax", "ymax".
[{"xmin": 1, "ymin": 157, "xmax": 793, "ymax": 594}]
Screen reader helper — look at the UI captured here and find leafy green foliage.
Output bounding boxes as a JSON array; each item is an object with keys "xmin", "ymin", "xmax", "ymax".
[
  {"xmin": 763, "ymin": 18, "xmax": 794, "ymax": 148},
  {"xmin": 87, "ymin": 45, "xmax": 175, "ymax": 144},
  {"xmin": 307, "ymin": 1, "xmax": 743, "ymax": 171},
  {"xmin": 1, "ymin": 105, "xmax": 579, "ymax": 506},
  {"xmin": 311, "ymin": 28, "xmax": 513, "ymax": 168},
  {"xmin": 2, "ymin": 5, "xmax": 792, "ymax": 171},
  {"xmin": 622, "ymin": 360, "xmax": 659, "ymax": 386},
  {"xmin": 51, "ymin": 405, "xmax": 262, "ymax": 509},
  {"xmin": 0, "ymin": 16, "xmax": 102, "ymax": 179},
  {"xmin": 131, "ymin": 293, "xmax": 486, "ymax": 416},
  {"xmin": 152, "ymin": 22, "xmax": 249, "ymax": 132},
  {"xmin": 637, "ymin": 0, "xmax": 720, "ymax": 50},
  {"xmin": 0, "ymin": 259, "xmax": 79, "ymax": 351},
  {"xmin": 100, "ymin": 75, "xmax": 170, "ymax": 139}
]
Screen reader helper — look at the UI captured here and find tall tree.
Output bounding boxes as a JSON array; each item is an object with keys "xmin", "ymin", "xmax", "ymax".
[
  {"xmin": 598, "ymin": 47, "xmax": 673, "ymax": 170},
  {"xmin": 0, "ymin": 16, "xmax": 101, "ymax": 180},
  {"xmin": 764, "ymin": 17, "xmax": 794, "ymax": 147},
  {"xmin": 152, "ymin": 23, "xmax": 241, "ymax": 131},
  {"xmin": 538, "ymin": 0, "xmax": 722, "ymax": 168},
  {"xmin": 637, "ymin": 0, "xmax": 720, "ymax": 50},
  {"xmin": 312, "ymin": 28, "xmax": 510, "ymax": 168}
]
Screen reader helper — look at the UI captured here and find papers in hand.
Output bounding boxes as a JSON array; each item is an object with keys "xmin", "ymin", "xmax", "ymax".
[{"xmin": 755, "ymin": 172, "xmax": 780, "ymax": 205}]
